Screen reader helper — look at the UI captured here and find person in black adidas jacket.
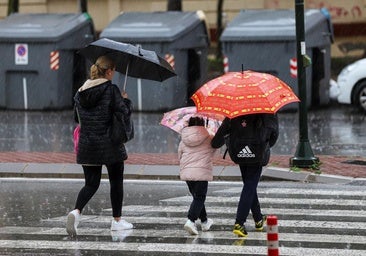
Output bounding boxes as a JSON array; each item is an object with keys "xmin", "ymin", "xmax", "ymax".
[
  {"xmin": 66, "ymin": 55, "xmax": 133, "ymax": 237},
  {"xmin": 211, "ymin": 113, "xmax": 279, "ymax": 237}
]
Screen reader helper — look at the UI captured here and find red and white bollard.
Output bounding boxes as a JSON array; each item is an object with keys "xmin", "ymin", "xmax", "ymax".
[
  {"xmin": 290, "ymin": 57, "xmax": 297, "ymax": 78},
  {"xmin": 223, "ymin": 55, "xmax": 229, "ymax": 73},
  {"xmin": 267, "ymin": 215, "xmax": 279, "ymax": 256}
]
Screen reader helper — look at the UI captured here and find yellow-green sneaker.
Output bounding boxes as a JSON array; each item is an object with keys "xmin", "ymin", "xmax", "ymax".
[
  {"xmin": 233, "ymin": 224, "xmax": 248, "ymax": 237},
  {"xmin": 255, "ymin": 215, "xmax": 267, "ymax": 231}
]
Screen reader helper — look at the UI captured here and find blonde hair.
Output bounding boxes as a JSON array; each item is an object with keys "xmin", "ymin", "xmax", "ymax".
[{"xmin": 90, "ymin": 55, "xmax": 115, "ymax": 80}]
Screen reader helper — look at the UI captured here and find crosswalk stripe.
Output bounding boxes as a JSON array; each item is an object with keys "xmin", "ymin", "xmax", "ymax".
[
  {"xmin": 118, "ymin": 205, "xmax": 366, "ymax": 219},
  {"xmin": 217, "ymin": 187, "xmax": 366, "ymax": 197},
  {"xmin": 0, "ymin": 240, "xmax": 364, "ymax": 256},
  {"xmin": 1, "ymin": 226, "xmax": 365, "ymax": 246},
  {"xmin": 160, "ymin": 196, "xmax": 365, "ymax": 209},
  {"xmin": 42, "ymin": 215, "xmax": 366, "ymax": 236}
]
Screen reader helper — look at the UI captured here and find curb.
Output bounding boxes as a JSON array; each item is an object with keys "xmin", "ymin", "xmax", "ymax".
[
  {"xmin": 263, "ymin": 167, "xmax": 357, "ymax": 184},
  {"xmin": 0, "ymin": 163, "xmax": 364, "ymax": 185}
]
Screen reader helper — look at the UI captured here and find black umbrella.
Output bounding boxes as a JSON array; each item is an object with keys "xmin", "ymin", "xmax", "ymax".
[{"xmin": 78, "ymin": 38, "xmax": 176, "ymax": 89}]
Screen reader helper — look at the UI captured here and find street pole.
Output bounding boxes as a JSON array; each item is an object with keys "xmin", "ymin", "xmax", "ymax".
[
  {"xmin": 290, "ymin": 0, "xmax": 319, "ymax": 168},
  {"xmin": 7, "ymin": 0, "xmax": 19, "ymax": 15},
  {"xmin": 78, "ymin": 0, "xmax": 88, "ymax": 13}
]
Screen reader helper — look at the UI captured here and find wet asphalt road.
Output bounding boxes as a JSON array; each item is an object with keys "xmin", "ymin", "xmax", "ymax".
[
  {"xmin": 0, "ymin": 179, "xmax": 190, "ymax": 227},
  {"xmin": 0, "ymin": 178, "xmax": 365, "ymax": 256},
  {"xmin": 0, "ymin": 103, "xmax": 365, "ymax": 156},
  {"xmin": 0, "ymin": 178, "xmax": 362, "ymax": 227}
]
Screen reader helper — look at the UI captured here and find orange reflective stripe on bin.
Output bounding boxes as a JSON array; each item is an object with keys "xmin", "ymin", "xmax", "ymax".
[
  {"xmin": 50, "ymin": 51, "xmax": 59, "ymax": 70},
  {"xmin": 164, "ymin": 53, "xmax": 175, "ymax": 70}
]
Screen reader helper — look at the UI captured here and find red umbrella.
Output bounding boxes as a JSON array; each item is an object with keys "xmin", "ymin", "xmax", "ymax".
[{"xmin": 191, "ymin": 71, "xmax": 300, "ymax": 118}]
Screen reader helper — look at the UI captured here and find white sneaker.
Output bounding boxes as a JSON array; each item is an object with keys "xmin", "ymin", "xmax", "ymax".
[
  {"xmin": 184, "ymin": 219, "xmax": 198, "ymax": 235},
  {"xmin": 66, "ymin": 209, "xmax": 80, "ymax": 237},
  {"xmin": 201, "ymin": 218, "xmax": 213, "ymax": 232},
  {"xmin": 111, "ymin": 219, "xmax": 133, "ymax": 231}
]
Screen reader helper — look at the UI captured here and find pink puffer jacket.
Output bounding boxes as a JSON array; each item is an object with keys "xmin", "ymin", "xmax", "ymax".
[{"xmin": 178, "ymin": 126, "xmax": 216, "ymax": 181}]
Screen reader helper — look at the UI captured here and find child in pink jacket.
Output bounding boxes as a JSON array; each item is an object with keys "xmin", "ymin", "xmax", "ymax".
[{"xmin": 178, "ymin": 117, "xmax": 217, "ymax": 235}]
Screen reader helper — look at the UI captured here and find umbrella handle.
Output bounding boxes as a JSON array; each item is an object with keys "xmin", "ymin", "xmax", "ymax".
[{"xmin": 123, "ymin": 62, "xmax": 129, "ymax": 91}]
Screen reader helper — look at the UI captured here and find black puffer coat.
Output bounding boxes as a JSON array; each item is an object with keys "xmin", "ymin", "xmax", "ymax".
[{"xmin": 74, "ymin": 78, "xmax": 133, "ymax": 165}]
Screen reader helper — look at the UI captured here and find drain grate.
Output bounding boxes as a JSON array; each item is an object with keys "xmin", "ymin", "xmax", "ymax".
[{"xmin": 341, "ymin": 160, "xmax": 366, "ymax": 166}]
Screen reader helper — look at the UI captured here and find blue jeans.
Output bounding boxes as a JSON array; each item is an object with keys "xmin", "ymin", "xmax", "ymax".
[
  {"xmin": 235, "ymin": 165, "xmax": 263, "ymax": 226},
  {"xmin": 186, "ymin": 181, "xmax": 208, "ymax": 223}
]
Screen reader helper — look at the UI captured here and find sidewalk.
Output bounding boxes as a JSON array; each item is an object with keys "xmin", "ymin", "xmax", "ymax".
[{"xmin": 0, "ymin": 152, "xmax": 365, "ymax": 184}]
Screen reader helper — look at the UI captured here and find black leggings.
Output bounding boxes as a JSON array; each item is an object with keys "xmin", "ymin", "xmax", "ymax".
[
  {"xmin": 75, "ymin": 162, "xmax": 124, "ymax": 217},
  {"xmin": 186, "ymin": 181, "xmax": 208, "ymax": 223}
]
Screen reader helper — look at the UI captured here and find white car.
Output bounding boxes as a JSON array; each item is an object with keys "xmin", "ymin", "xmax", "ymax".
[{"xmin": 331, "ymin": 58, "xmax": 366, "ymax": 112}]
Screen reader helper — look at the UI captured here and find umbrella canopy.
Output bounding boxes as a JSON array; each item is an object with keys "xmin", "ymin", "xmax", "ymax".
[
  {"xmin": 191, "ymin": 71, "xmax": 300, "ymax": 118},
  {"xmin": 78, "ymin": 38, "xmax": 176, "ymax": 82},
  {"xmin": 160, "ymin": 106, "xmax": 224, "ymax": 135}
]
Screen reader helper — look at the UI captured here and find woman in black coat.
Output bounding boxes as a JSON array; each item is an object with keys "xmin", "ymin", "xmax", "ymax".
[{"xmin": 66, "ymin": 55, "xmax": 133, "ymax": 237}]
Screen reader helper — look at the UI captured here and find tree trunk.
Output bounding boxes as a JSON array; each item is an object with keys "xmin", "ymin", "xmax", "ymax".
[
  {"xmin": 7, "ymin": 0, "xmax": 19, "ymax": 15},
  {"xmin": 167, "ymin": 0, "xmax": 182, "ymax": 11},
  {"xmin": 216, "ymin": 0, "xmax": 224, "ymax": 59}
]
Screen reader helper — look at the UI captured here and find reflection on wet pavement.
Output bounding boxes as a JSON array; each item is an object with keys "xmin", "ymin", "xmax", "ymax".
[{"xmin": 0, "ymin": 104, "xmax": 365, "ymax": 155}]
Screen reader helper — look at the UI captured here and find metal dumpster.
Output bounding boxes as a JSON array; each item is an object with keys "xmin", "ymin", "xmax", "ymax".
[
  {"xmin": 100, "ymin": 11, "xmax": 210, "ymax": 111},
  {"xmin": 220, "ymin": 9, "xmax": 334, "ymax": 109},
  {"xmin": 0, "ymin": 13, "xmax": 95, "ymax": 110}
]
